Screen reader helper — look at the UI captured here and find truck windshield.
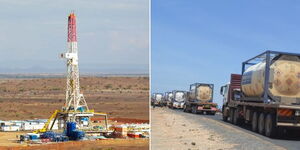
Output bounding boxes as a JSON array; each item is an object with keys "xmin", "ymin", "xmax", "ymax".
[
  {"xmin": 175, "ymin": 92, "xmax": 185, "ymax": 102},
  {"xmin": 223, "ymin": 86, "xmax": 228, "ymax": 96}
]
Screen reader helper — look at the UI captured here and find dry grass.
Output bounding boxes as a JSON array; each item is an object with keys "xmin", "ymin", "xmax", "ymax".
[{"xmin": 0, "ymin": 77, "xmax": 149, "ymax": 120}]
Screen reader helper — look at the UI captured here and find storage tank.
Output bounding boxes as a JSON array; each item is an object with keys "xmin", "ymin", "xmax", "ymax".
[
  {"xmin": 189, "ymin": 84, "xmax": 213, "ymax": 102},
  {"xmin": 155, "ymin": 93, "xmax": 163, "ymax": 102},
  {"xmin": 66, "ymin": 122, "xmax": 76, "ymax": 137},
  {"xmin": 173, "ymin": 91, "xmax": 186, "ymax": 102},
  {"xmin": 166, "ymin": 92, "xmax": 173, "ymax": 102},
  {"xmin": 241, "ymin": 55, "xmax": 300, "ymax": 103}
]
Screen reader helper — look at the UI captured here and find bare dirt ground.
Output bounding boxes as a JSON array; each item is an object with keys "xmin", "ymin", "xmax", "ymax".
[
  {"xmin": 151, "ymin": 107, "xmax": 285, "ymax": 150},
  {"xmin": 151, "ymin": 107, "xmax": 233, "ymax": 150},
  {"xmin": 0, "ymin": 76, "xmax": 149, "ymax": 149},
  {"xmin": 0, "ymin": 138, "xmax": 149, "ymax": 150},
  {"xmin": 0, "ymin": 77, "xmax": 149, "ymax": 120}
]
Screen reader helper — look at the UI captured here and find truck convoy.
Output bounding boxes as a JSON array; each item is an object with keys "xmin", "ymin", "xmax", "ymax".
[
  {"xmin": 151, "ymin": 93, "xmax": 164, "ymax": 107},
  {"xmin": 169, "ymin": 90, "xmax": 186, "ymax": 109},
  {"xmin": 183, "ymin": 83, "xmax": 217, "ymax": 115},
  {"xmin": 221, "ymin": 51, "xmax": 300, "ymax": 137}
]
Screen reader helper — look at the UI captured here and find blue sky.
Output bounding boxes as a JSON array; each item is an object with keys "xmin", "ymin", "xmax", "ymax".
[
  {"xmin": 151, "ymin": 0, "xmax": 300, "ymax": 106},
  {"xmin": 0, "ymin": 0, "xmax": 149, "ymax": 74}
]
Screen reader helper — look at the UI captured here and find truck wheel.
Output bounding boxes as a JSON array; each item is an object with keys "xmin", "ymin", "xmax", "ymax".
[
  {"xmin": 222, "ymin": 114, "xmax": 228, "ymax": 122},
  {"xmin": 186, "ymin": 105, "xmax": 190, "ymax": 113},
  {"xmin": 184, "ymin": 105, "xmax": 189, "ymax": 113},
  {"xmin": 222, "ymin": 108, "xmax": 228, "ymax": 121},
  {"xmin": 188, "ymin": 106, "xmax": 192, "ymax": 113},
  {"xmin": 183, "ymin": 105, "xmax": 187, "ymax": 112},
  {"xmin": 192, "ymin": 106, "xmax": 197, "ymax": 114},
  {"xmin": 258, "ymin": 113, "xmax": 265, "ymax": 135},
  {"xmin": 265, "ymin": 114, "xmax": 277, "ymax": 138},
  {"xmin": 233, "ymin": 109, "xmax": 239, "ymax": 125},
  {"xmin": 229, "ymin": 108, "xmax": 234, "ymax": 124},
  {"xmin": 252, "ymin": 112, "xmax": 258, "ymax": 132}
]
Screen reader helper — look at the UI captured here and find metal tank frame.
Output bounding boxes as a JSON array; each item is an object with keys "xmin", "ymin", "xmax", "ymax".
[
  {"xmin": 151, "ymin": 93, "xmax": 164, "ymax": 105},
  {"xmin": 164, "ymin": 92, "xmax": 172, "ymax": 100},
  {"xmin": 189, "ymin": 83, "xmax": 214, "ymax": 102},
  {"xmin": 241, "ymin": 50, "xmax": 300, "ymax": 103},
  {"xmin": 154, "ymin": 93, "xmax": 164, "ymax": 101}
]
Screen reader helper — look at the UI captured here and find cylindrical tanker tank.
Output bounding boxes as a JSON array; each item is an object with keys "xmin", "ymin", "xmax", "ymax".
[
  {"xmin": 241, "ymin": 55, "xmax": 300, "ymax": 103},
  {"xmin": 155, "ymin": 93, "xmax": 163, "ymax": 102},
  {"xmin": 173, "ymin": 91, "xmax": 186, "ymax": 102},
  {"xmin": 166, "ymin": 92, "xmax": 173, "ymax": 102},
  {"xmin": 189, "ymin": 84, "xmax": 213, "ymax": 102}
]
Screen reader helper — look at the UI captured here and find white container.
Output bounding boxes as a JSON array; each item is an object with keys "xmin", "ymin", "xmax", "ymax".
[{"xmin": 2, "ymin": 125, "xmax": 20, "ymax": 131}]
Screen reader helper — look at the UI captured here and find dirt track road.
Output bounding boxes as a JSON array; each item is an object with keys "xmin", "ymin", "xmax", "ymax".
[
  {"xmin": 151, "ymin": 107, "xmax": 233, "ymax": 150},
  {"xmin": 151, "ymin": 107, "xmax": 287, "ymax": 150}
]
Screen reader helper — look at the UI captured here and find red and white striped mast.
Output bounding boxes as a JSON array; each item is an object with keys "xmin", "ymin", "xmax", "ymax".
[{"xmin": 61, "ymin": 13, "xmax": 89, "ymax": 120}]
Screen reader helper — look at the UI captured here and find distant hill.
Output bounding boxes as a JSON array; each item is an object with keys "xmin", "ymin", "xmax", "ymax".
[{"xmin": 0, "ymin": 73, "xmax": 149, "ymax": 79}]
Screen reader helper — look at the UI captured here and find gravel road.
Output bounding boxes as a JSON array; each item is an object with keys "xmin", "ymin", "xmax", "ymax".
[{"xmin": 151, "ymin": 107, "xmax": 300, "ymax": 150}]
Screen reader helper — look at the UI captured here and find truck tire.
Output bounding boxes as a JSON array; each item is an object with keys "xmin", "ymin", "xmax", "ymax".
[
  {"xmin": 222, "ymin": 108, "xmax": 228, "ymax": 121},
  {"xmin": 233, "ymin": 109, "xmax": 239, "ymax": 125},
  {"xmin": 222, "ymin": 114, "xmax": 228, "ymax": 122},
  {"xmin": 184, "ymin": 105, "xmax": 189, "ymax": 113},
  {"xmin": 258, "ymin": 113, "xmax": 265, "ymax": 135},
  {"xmin": 252, "ymin": 112, "xmax": 258, "ymax": 132},
  {"xmin": 192, "ymin": 106, "xmax": 197, "ymax": 114},
  {"xmin": 229, "ymin": 108, "xmax": 234, "ymax": 124},
  {"xmin": 188, "ymin": 106, "xmax": 193, "ymax": 113},
  {"xmin": 265, "ymin": 113, "xmax": 277, "ymax": 138},
  {"xmin": 186, "ymin": 105, "xmax": 191, "ymax": 113}
]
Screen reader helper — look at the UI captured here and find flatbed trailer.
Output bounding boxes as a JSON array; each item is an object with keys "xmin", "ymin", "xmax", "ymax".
[
  {"xmin": 223, "ymin": 95, "xmax": 300, "ymax": 137},
  {"xmin": 221, "ymin": 51, "xmax": 300, "ymax": 138},
  {"xmin": 225, "ymin": 100, "xmax": 300, "ymax": 126},
  {"xmin": 184, "ymin": 101, "xmax": 218, "ymax": 115}
]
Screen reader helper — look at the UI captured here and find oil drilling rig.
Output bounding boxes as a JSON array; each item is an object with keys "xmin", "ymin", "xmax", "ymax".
[
  {"xmin": 34, "ymin": 13, "xmax": 107, "ymax": 133},
  {"xmin": 59, "ymin": 12, "xmax": 94, "ymax": 128}
]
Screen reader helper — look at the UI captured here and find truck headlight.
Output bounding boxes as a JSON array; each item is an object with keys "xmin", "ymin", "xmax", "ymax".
[{"xmin": 295, "ymin": 110, "xmax": 300, "ymax": 116}]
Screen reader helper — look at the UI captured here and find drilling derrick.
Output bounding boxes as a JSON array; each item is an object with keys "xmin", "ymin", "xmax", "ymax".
[
  {"xmin": 62, "ymin": 13, "xmax": 89, "ymax": 115},
  {"xmin": 33, "ymin": 13, "xmax": 108, "ymax": 134},
  {"xmin": 60, "ymin": 13, "xmax": 93, "ymax": 126}
]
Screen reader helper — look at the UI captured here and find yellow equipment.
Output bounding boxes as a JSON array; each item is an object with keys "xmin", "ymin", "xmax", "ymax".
[
  {"xmin": 33, "ymin": 110, "xmax": 60, "ymax": 133},
  {"xmin": 32, "ymin": 109, "xmax": 108, "ymax": 133}
]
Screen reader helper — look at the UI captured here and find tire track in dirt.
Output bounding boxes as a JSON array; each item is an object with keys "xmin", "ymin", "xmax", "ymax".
[{"xmin": 151, "ymin": 107, "xmax": 234, "ymax": 150}]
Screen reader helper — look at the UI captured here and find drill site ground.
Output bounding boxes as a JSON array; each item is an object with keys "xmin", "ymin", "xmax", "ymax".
[
  {"xmin": 0, "ymin": 137, "xmax": 148, "ymax": 150},
  {"xmin": 0, "ymin": 76, "xmax": 149, "ymax": 149}
]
